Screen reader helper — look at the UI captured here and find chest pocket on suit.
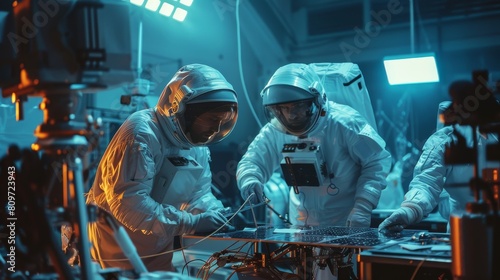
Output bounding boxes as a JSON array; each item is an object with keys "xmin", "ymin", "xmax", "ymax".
[{"xmin": 150, "ymin": 156, "xmax": 204, "ymax": 206}]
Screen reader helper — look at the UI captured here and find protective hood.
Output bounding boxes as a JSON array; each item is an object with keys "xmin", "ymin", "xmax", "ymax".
[
  {"xmin": 155, "ymin": 64, "xmax": 238, "ymax": 149},
  {"xmin": 261, "ymin": 63, "xmax": 326, "ymax": 137}
]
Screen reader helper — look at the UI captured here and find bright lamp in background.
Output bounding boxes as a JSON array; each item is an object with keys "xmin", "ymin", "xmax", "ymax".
[
  {"xmin": 383, "ymin": 53, "xmax": 440, "ymax": 85},
  {"xmin": 130, "ymin": 0, "xmax": 193, "ymax": 22}
]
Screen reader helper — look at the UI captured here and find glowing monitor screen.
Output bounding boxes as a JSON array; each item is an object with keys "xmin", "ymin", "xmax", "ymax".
[{"xmin": 383, "ymin": 54, "xmax": 439, "ymax": 85}]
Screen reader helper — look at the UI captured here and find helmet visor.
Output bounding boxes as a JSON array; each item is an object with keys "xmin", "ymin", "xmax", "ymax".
[
  {"xmin": 265, "ymin": 99, "xmax": 319, "ymax": 136},
  {"xmin": 180, "ymin": 102, "xmax": 238, "ymax": 145}
]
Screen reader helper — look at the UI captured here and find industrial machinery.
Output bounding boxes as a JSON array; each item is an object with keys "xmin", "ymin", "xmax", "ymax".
[
  {"xmin": 182, "ymin": 225, "xmax": 428, "ymax": 280},
  {"xmin": 0, "ymin": 0, "xmax": 134, "ymax": 279},
  {"xmin": 441, "ymin": 70, "xmax": 500, "ymax": 280}
]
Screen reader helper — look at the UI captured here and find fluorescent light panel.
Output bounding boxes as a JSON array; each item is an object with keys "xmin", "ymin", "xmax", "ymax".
[
  {"xmin": 159, "ymin": 3, "xmax": 175, "ymax": 16},
  {"xmin": 145, "ymin": 0, "xmax": 161, "ymax": 11},
  {"xmin": 180, "ymin": 0, "xmax": 193, "ymax": 7},
  {"xmin": 383, "ymin": 53, "xmax": 440, "ymax": 85},
  {"xmin": 172, "ymin": 8, "xmax": 188, "ymax": 21},
  {"xmin": 130, "ymin": 0, "xmax": 145, "ymax": 6},
  {"xmin": 130, "ymin": 0, "xmax": 191, "ymax": 21}
]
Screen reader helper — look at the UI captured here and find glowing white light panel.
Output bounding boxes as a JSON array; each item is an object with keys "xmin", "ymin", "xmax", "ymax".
[{"xmin": 383, "ymin": 53, "xmax": 440, "ymax": 85}]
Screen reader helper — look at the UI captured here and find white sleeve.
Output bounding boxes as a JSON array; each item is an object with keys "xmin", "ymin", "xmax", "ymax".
[
  {"xmin": 184, "ymin": 147, "xmax": 224, "ymax": 214},
  {"xmin": 237, "ymin": 125, "xmax": 284, "ymax": 191},
  {"xmin": 349, "ymin": 123, "xmax": 392, "ymax": 207},
  {"xmin": 101, "ymin": 140, "xmax": 197, "ymax": 238},
  {"xmin": 402, "ymin": 128, "xmax": 454, "ymax": 217}
]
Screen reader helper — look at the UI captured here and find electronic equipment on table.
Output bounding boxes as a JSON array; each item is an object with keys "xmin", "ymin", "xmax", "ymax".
[
  {"xmin": 182, "ymin": 226, "xmax": 431, "ymax": 279},
  {"xmin": 359, "ymin": 232, "xmax": 452, "ymax": 280},
  {"xmin": 185, "ymin": 225, "xmax": 421, "ymax": 250}
]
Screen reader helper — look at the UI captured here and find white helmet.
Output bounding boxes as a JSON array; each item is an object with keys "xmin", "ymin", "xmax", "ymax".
[
  {"xmin": 156, "ymin": 64, "xmax": 238, "ymax": 148},
  {"xmin": 261, "ymin": 63, "xmax": 326, "ymax": 136}
]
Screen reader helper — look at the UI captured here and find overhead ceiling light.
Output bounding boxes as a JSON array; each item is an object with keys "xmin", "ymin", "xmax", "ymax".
[
  {"xmin": 145, "ymin": 0, "xmax": 161, "ymax": 12},
  {"xmin": 130, "ymin": 0, "xmax": 192, "ymax": 21},
  {"xmin": 179, "ymin": 0, "xmax": 193, "ymax": 7},
  {"xmin": 130, "ymin": 0, "xmax": 145, "ymax": 6},
  {"xmin": 383, "ymin": 53, "xmax": 440, "ymax": 85},
  {"xmin": 159, "ymin": 3, "xmax": 174, "ymax": 17},
  {"xmin": 172, "ymin": 8, "xmax": 188, "ymax": 22}
]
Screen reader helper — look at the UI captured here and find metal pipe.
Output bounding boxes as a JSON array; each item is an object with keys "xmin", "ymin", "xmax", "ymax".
[{"xmin": 410, "ymin": 0, "xmax": 415, "ymax": 53}]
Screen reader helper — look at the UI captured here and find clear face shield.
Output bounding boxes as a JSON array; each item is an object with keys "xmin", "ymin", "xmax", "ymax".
[
  {"xmin": 265, "ymin": 98, "xmax": 319, "ymax": 136},
  {"xmin": 178, "ymin": 102, "xmax": 238, "ymax": 146}
]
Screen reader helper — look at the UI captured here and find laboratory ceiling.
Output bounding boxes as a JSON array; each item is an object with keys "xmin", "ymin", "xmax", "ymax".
[{"xmin": 248, "ymin": 0, "xmax": 500, "ymax": 62}]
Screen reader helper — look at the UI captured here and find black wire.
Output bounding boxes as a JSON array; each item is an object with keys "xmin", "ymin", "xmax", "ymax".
[
  {"xmin": 226, "ymin": 268, "xmax": 238, "ymax": 280},
  {"xmin": 205, "ymin": 262, "xmax": 222, "ymax": 280},
  {"xmin": 181, "ymin": 258, "xmax": 207, "ymax": 276}
]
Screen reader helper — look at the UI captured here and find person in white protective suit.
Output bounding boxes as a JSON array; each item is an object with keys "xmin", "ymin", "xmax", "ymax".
[
  {"xmin": 378, "ymin": 80, "xmax": 500, "ymax": 233},
  {"xmin": 86, "ymin": 64, "xmax": 238, "ymax": 271},
  {"xmin": 237, "ymin": 63, "xmax": 392, "ymax": 228}
]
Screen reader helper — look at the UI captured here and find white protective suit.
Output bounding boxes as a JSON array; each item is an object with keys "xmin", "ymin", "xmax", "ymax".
[
  {"xmin": 237, "ymin": 64, "xmax": 392, "ymax": 227},
  {"xmin": 378, "ymin": 80, "xmax": 500, "ymax": 232},
  {"xmin": 86, "ymin": 64, "xmax": 237, "ymax": 271},
  {"xmin": 391, "ymin": 125, "xmax": 499, "ymax": 226}
]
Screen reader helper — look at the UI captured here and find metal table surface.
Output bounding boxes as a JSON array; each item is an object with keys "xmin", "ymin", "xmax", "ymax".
[
  {"xmin": 181, "ymin": 226, "xmax": 439, "ymax": 279},
  {"xmin": 183, "ymin": 225, "xmax": 424, "ymax": 250}
]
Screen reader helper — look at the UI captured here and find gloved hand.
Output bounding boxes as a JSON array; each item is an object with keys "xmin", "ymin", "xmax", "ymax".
[
  {"xmin": 193, "ymin": 210, "xmax": 229, "ymax": 233},
  {"xmin": 240, "ymin": 181, "xmax": 264, "ymax": 204},
  {"xmin": 346, "ymin": 199, "xmax": 373, "ymax": 228},
  {"xmin": 377, "ymin": 206, "xmax": 422, "ymax": 233}
]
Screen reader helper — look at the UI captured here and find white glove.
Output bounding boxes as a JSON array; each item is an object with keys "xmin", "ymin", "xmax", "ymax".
[
  {"xmin": 193, "ymin": 211, "xmax": 229, "ymax": 233},
  {"xmin": 346, "ymin": 199, "xmax": 373, "ymax": 228},
  {"xmin": 378, "ymin": 206, "xmax": 422, "ymax": 233},
  {"xmin": 240, "ymin": 181, "xmax": 264, "ymax": 204}
]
